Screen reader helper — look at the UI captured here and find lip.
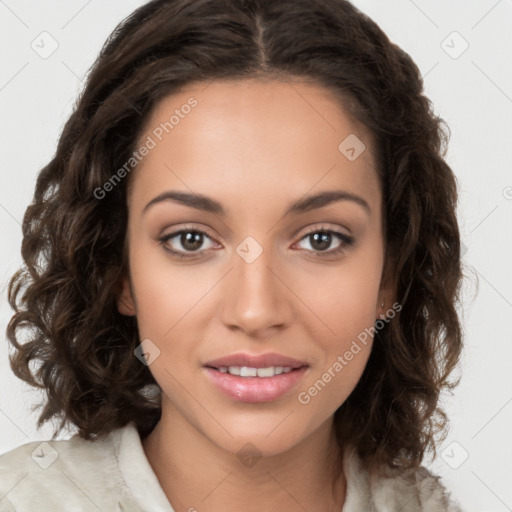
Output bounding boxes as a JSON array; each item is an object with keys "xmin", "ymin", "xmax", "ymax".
[
  {"xmin": 203, "ymin": 352, "xmax": 309, "ymax": 369},
  {"xmin": 203, "ymin": 366, "xmax": 308, "ymax": 403},
  {"xmin": 202, "ymin": 352, "xmax": 309, "ymax": 403}
]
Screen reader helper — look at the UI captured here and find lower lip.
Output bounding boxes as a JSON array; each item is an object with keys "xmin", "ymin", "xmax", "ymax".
[{"xmin": 203, "ymin": 367, "xmax": 308, "ymax": 403}]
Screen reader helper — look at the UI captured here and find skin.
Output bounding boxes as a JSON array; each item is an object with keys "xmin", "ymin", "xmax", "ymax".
[{"xmin": 117, "ymin": 78, "xmax": 392, "ymax": 512}]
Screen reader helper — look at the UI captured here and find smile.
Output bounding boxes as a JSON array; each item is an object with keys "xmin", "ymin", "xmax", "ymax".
[{"xmin": 217, "ymin": 366, "xmax": 293, "ymax": 377}]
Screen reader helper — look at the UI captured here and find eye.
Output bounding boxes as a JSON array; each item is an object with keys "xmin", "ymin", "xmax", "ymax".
[
  {"xmin": 158, "ymin": 225, "xmax": 355, "ymax": 260},
  {"xmin": 295, "ymin": 226, "xmax": 354, "ymax": 257},
  {"xmin": 158, "ymin": 227, "xmax": 218, "ymax": 259}
]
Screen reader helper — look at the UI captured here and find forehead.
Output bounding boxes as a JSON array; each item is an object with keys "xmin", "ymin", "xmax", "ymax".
[{"xmin": 129, "ymin": 78, "xmax": 380, "ymax": 216}]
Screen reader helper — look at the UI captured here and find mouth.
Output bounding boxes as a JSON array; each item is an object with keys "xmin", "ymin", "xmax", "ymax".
[
  {"xmin": 203, "ymin": 352, "xmax": 308, "ymax": 371},
  {"xmin": 202, "ymin": 352, "xmax": 309, "ymax": 403},
  {"xmin": 207, "ymin": 365, "xmax": 299, "ymax": 378}
]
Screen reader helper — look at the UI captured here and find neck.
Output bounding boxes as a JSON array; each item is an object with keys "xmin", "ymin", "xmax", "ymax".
[{"xmin": 142, "ymin": 403, "xmax": 346, "ymax": 512}]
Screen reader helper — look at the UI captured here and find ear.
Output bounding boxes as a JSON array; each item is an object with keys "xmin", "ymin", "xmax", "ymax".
[{"xmin": 116, "ymin": 276, "xmax": 136, "ymax": 316}]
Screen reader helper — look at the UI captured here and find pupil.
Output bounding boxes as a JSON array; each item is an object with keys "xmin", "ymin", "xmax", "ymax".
[
  {"xmin": 182, "ymin": 231, "xmax": 202, "ymax": 251},
  {"xmin": 311, "ymin": 232, "xmax": 330, "ymax": 251}
]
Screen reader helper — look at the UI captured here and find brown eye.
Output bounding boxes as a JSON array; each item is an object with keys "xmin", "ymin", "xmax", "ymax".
[
  {"xmin": 159, "ymin": 228, "xmax": 217, "ymax": 258},
  {"xmin": 296, "ymin": 227, "xmax": 354, "ymax": 257}
]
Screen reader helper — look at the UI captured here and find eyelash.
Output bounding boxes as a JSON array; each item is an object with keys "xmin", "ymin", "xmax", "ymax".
[{"xmin": 158, "ymin": 225, "xmax": 355, "ymax": 260}]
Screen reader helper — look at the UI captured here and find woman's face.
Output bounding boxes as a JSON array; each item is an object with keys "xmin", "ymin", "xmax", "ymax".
[{"xmin": 117, "ymin": 78, "xmax": 390, "ymax": 457}]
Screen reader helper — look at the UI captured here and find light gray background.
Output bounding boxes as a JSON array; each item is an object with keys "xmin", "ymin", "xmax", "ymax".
[{"xmin": 1, "ymin": 1, "xmax": 511, "ymax": 510}]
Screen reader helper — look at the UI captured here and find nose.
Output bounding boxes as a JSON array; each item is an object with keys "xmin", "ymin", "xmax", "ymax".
[{"xmin": 219, "ymin": 241, "xmax": 291, "ymax": 338}]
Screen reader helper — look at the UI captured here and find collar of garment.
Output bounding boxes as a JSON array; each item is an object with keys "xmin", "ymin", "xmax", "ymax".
[{"xmin": 0, "ymin": 420, "xmax": 462, "ymax": 511}]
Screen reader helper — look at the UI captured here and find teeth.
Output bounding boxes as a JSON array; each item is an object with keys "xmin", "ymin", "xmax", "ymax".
[
  {"xmin": 256, "ymin": 367, "xmax": 274, "ymax": 377},
  {"xmin": 216, "ymin": 366, "xmax": 295, "ymax": 377},
  {"xmin": 240, "ymin": 366, "xmax": 257, "ymax": 377}
]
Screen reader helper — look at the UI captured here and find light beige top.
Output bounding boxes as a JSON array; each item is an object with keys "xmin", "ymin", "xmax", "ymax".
[{"xmin": 0, "ymin": 421, "xmax": 463, "ymax": 511}]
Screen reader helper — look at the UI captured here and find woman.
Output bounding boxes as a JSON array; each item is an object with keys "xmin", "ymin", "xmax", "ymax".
[{"xmin": 1, "ymin": 0, "xmax": 464, "ymax": 510}]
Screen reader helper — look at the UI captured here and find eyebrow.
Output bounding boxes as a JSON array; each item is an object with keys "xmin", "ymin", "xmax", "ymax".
[{"xmin": 142, "ymin": 189, "xmax": 371, "ymax": 217}]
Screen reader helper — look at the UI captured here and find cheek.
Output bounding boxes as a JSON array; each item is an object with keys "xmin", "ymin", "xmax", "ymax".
[
  {"xmin": 291, "ymin": 249, "xmax": 382, "ymax": 409},
  {"xmin": 294, "ymin": 257, "xmax": 382, "ymax": 342},
  {"xmin": 296, "ymin": 281, "xmax": 376, "ymax": 416},
  {"xmin": 128, "ymin": 244, "xmax": 207, "ymax": 337}
]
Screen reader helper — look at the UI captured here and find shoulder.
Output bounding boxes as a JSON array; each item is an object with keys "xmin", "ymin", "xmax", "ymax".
[
  {"xmin": 370, "ymin": 465, "xmax": 464, "ymax": 512},
  {"xmin": 0, "ymin": 425, "xmax": 137, "ymax": 512},
  {"xmin": 343, "ymin": 446, "xmax": 464, "ymax": 512}
]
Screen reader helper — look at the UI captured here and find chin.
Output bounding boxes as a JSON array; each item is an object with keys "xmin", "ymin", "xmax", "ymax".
[{"xmin": 204, "ymin": 420, "xmax": 310, "ymax": 459}]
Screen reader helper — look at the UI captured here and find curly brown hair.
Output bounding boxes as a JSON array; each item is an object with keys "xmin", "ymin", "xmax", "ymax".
[{"xmin": 6, "ymin": 0, "xmax": 463, "ymax": 478}]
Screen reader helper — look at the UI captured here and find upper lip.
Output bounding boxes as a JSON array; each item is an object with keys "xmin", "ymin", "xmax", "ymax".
[{"xmin": 203, "ymin": 352, "xmax": 309, "ymax": 369}]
